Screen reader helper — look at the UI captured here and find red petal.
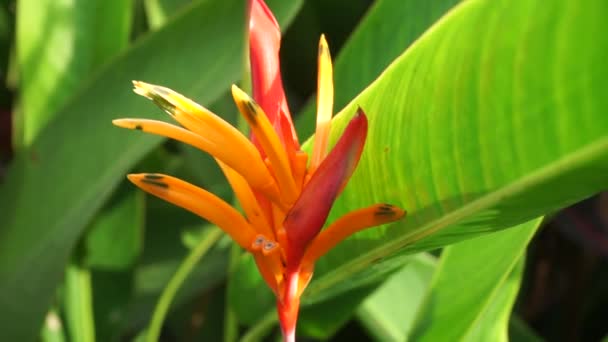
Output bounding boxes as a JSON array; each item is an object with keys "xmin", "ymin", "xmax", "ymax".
[
  {"xmin": 249, "ymin": 0, "xmax": 299, "ymax": 148},
  {"xmin": 283, "ymin": 109, "xmax": 368, "ymax": 264}
]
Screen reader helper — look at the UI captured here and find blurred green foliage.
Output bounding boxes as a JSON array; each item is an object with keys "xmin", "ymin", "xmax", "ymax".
[{"xmin": 0, "ymin": 0, "xmax": 606, "ymax": 341}]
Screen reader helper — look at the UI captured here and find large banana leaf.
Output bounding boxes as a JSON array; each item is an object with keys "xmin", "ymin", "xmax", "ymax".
[
  {"xmin": 301, "ymin": 0, "xmax": 608, "ymax": 305},
  {"xmin": 410, "ymin": 218, "xmax": 541, "ymax": 341},
  {"xmin": 0, "ymin": 0, "xmax": 247, "ymax": 339}
]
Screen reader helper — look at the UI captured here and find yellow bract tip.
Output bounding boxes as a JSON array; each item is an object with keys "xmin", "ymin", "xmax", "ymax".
[
  {"xmin": 132, "ymin": 80, "xmax": 154, "ymax": 98},
  {"xmin": 112, "ymin": 118, "xmax": 135, "ymax": 129},
  {"xmin": 311, "ymin": 34, "xmax": 334, "ymax": 171},
  {"xmin": 319, "ymin": 33, "xmax": 327, "ymax": 46},
  {"xmin": 231, "ymin": 84, "xmax": 298, "ymax": 204}
]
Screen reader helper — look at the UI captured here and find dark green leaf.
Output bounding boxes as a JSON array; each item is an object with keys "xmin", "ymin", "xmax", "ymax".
[
  {"xmin": 0, "ymin": 1, "xmax": 246, "ymax": 339},
  {"xmin": 509, "ymin": 316, "xmax": 543, "ymax": 342},
  {"xmin": 85, "ymin": 187, "xmax": 144, "ymax": 270}
]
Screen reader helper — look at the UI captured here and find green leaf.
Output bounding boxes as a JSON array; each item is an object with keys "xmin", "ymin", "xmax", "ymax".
[
  {"xmin": 90, "ymin": 270, "xmax": 135, "ymax": 342},
  {"xmin": 0, "ymin": 1, "xmax": 13, "ymax": 109},
  {"xmin": 228, "ymin": 256, "xmax": 274, "ymax": 326},
  {"xmin": 357, "ymin": 254, "xmax": 437, "ymax": 341},
  {"xmin": 64, "ymin": 260, "xmax": 96, "ymax": 342},
  {"xmin": 461, "ymin": 257, "xmax": 525, "ymax": 342},
  {"xmin": 40, "ymin": 309, "xmax": 67, "ymax": 342},
  {"xmin": 509, "ymin": 316, "xmax": 543, "ymax": 342},
  {"xmin": 296, "ymin": 0, "xmax": 460, "ymax": 138},
  {"xmin": 85, "ymin": 187, "xmax": 144, "ymax": 270},
  {"xmin": 145, "ymin": 227, "xmax": 223, "ymax": 342},
  {"xmin": 301, "ymin": 0, "xmax": 608, "ymax": 306},
  {"xmin": 91, "ymin": 0, "xmax": 134, "ymax": 68},
  {"xmin": 408, "ymin": 218, "xmax": 540, "ymax": 341},
  {"xmin": 16, "ymin": 0, "xmax": 133, "ymax": 146},
  {"xmin": 0, "ymin": 0, "xmax": 247, "ymax": 339},
  {"xmin": 144, "ymin": 0, "xmax": 192, "ymax": 29},
  {"xmin": 298, "ymin": 283, "xmax": 382, "ymax": 339},
  {"xmin": 127, "ymin": 200, "xmax": 229, "ymax": 330}
]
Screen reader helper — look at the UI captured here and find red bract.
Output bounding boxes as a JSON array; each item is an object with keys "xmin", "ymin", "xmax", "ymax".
[
  {"xmin": 249, "ymin": 0, "xmax": 298, "ymax": 150},
  {"xmin": 114, "ymin": 1, "xmax": 406, "ymax": 340}
]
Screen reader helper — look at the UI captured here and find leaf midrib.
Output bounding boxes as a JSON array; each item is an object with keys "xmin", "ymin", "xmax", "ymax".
[{"xmin": 303, "ymin": 137, "xmax": 608, "ymax": 303}]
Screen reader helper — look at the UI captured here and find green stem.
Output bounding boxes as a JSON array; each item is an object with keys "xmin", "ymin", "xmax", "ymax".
[
  {"xmin": 146, "ymin": 228, "xmax": 223, "ymax": 342},
  {"xmin": 64, "ymin": 259, "xmax": 95, "ymax": 342},
  {"xmin": 223, "ymin": 243, "xmax": 242, "ymax": 342},
  {"xmin": 239, "ymin": 310, "xmax": 278, "ymax": 342},
  {"xmin": 40, "ymin": 308, "xmax": 67, "ymax": 342}
]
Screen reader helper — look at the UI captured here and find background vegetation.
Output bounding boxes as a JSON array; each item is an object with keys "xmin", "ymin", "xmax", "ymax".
[{"xmin": 0, "ymin": 0, "xmax": 606, "ymax": 341}]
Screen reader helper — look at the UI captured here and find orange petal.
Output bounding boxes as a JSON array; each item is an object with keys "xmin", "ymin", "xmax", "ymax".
[
  {"xmin": 253, "ymin": 253, "xmax": 280, "ymax": 296},
  {"xmin": 292, "ymin": 151, "xmax": 309, "ymax": 192},
  {"xmin": 217, "ymin": 160, "xmax": 275, "ymax": 240},
  {"xmin": 129, "ymin": 81, "xmax": 281, "ymax": 202},
  {"xmin": 231, "ymin": 85, "xmax": 298, "ymax": 205},
  {"xmin": 271, "ymin": 202, "xmax": 289, "ymax": 261},
  {"xmin": 283, "ymin": 109, "xmax": 368, "ymax": 264},
  {"xmin": 301, "ymin": 204, "xmax": 406, "ymax": 268},
  {"xmin": 127, "ymin": 173, "xmax": 257, "ymax": 250}
]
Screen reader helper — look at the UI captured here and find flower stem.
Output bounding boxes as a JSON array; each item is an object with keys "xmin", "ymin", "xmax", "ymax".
[
  {"xmin": 223, "ymin": 243, "xmax": 241, "ymax": 342},
  {"xmin": 146, "ymin": 227, "xmax": 223, "ymax": 342},
  {"xmin": 239, "ymin": 310, "xmax": 277, "ymax": 342}
]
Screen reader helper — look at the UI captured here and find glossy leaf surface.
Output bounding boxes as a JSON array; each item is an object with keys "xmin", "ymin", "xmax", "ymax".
[{"xmin": 302, "ymin": 0, "xmax": 608, "ymax": 306}]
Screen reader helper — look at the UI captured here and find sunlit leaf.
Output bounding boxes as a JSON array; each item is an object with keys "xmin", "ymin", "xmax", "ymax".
[
  {"xmin": 16, "ymin": 0, "xmax": 133, "ymax": 146},
  {"xmin": 302, "ymin": 0, "xmax": 608, "ymax": 305},
  {"xmin": 410, "ymin": 218, "xmax": 540, "ymax": 340}
]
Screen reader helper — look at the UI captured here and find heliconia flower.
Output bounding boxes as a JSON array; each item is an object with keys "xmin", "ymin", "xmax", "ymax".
[{"xmin": 113, "ymin": 0, "xmax": 405, "ymax": 340}]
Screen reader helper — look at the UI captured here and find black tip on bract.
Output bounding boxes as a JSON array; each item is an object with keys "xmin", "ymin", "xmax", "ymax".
[{"xmin": 355, "ymin": 106, "xmax": 367, "ymax": 118}]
